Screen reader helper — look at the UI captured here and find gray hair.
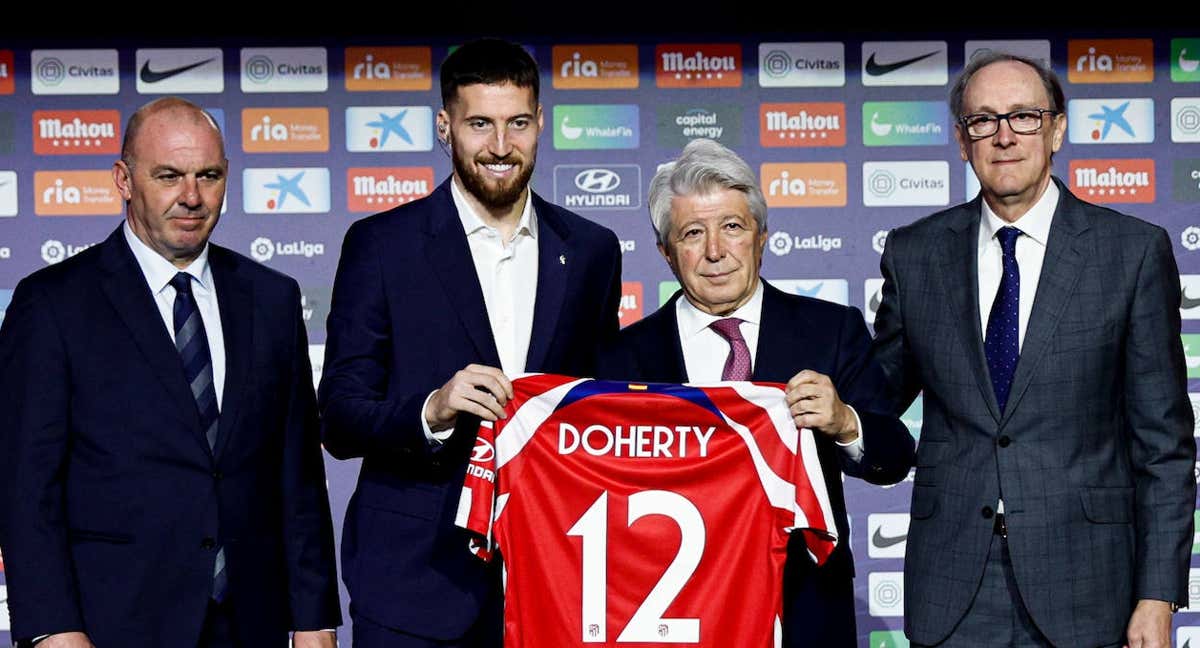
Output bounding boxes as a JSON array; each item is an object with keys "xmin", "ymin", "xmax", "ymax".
[
  {"xmin": 648, "ymin": 138, "xmax": 767, "ymax": 247},
  {"xmin": 949, "ymin": 50, "xmax": 1065, "ymax": 119}
]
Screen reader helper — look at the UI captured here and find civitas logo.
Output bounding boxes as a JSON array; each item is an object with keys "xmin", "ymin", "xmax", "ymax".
[
  {"xmin": 240, "ymin": 48, "xmax": 328, "ymax": 93},
  {"xmin": 872, "ymin": 230, "xmax": 890, "ymax": 255},
  {"xmin": 248, "ymin": 236, "xmax": 325, "ymax": 263},
  {"xmin": 31, "ymin": 50, "xmax": 119, "ymax": 95},
  {"xmin": 767, "ymin": 230, "xmax": 843, "ymax": 256},
  {"xmin": 868, "ymin": 572, "xmax": 904, "ymax": 617},
  {"xmin": 1172, "ymin": 98, "xmax": 1200, "ymax": 143},
  {"xmin": 40, "ymin": 239, "xmax": 92, "ymax": 265},
  {"xmin": 757, "ymin": 42, "xmax": 845, "ymax": 88}
]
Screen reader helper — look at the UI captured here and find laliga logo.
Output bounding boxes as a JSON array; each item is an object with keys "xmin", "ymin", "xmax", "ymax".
[
  {"xmin": 41, "ymin": 239, "xmax": 66, "ymax": 264},
  {"xmin": 1183, "ymin": 226, "xmax": 1200, "ymax": 252},
  {"xmin": 250, "ymin": 237, "xmax": 275, "ymax": 262},
  {"xmin": 574, "ymin": 168, "xmax": 620, "ymax": 193},
  {"xmin": 872, "ymin": 230, "xmax": 890, "ymax": 255},
  {"xmin": 768, "ymin": 231, "xmax": 793, "ymax": 256},
  {"xmin": 471, "ymin": 437, "xmax": 496, "ymax": 463}
]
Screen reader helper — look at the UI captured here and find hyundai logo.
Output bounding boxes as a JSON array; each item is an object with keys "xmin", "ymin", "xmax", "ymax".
[{"xmin": 574, "ymin": 168, "xmax": 621, "ymax": 193}]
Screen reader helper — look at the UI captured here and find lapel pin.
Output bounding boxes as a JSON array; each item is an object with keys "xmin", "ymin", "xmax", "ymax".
[{"xmin": 559, "ymin": 254, "xmax": 566, "ymax": 266}]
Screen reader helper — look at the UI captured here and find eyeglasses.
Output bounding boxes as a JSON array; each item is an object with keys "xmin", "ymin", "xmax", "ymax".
[{"xmin": 958, "ymin": 109, "xmax": 1059, "ymax": 139}]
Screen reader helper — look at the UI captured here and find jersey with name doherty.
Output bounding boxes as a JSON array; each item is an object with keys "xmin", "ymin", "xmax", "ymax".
[{"xmin": 456, "ymin": 373, "xmax": 838, "ymax": 648}]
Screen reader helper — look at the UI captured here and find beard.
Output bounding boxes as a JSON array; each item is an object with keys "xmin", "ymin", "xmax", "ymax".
[{"xmin": 452, "ymin": 146, "xmax": 535, "ymax": 212}]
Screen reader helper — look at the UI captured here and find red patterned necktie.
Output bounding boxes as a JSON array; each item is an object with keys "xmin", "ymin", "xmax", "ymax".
[{"xmin": 709, "ymin": 317, "xmax": 751, "ymax": 381}]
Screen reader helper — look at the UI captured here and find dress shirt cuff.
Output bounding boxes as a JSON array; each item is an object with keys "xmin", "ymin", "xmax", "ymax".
[
  {"xmin": 834, "ymin": 405, "xmax": 865, "ymax": 462},
  {"xmin": 421, "ymin": 390, "xmax": 453, "ymax": 444}
]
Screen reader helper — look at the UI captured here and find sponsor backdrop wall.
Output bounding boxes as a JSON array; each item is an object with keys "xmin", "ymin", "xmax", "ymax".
[{"xmin": 1, "ymin": 31, "xmax": 1199, "ymax": 647}]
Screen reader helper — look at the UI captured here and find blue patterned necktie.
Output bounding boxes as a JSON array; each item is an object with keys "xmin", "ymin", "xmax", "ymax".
[
  {"xmin": 985, "ymin": 227, "xmax": 1022, "ymax": 413},
  {"xmin": 170, "ymin": 272, "xmax": 227, "ymax": 601}
]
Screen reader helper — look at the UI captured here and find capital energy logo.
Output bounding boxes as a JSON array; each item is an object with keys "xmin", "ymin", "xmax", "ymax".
[
  {"xmin": 862, "ymin": 101, "xmax": 948, "ymax": 146},
  {"xmin": 1183, "ymin": 335, "xmax": 1200, "ymax": 379},
  {"xmin": 552, "ymin": 45, "xmax": 639, "ymax": 89},
  {"xmin": 242, "ymin": 168, "xmax": 331, "ymax": 214},
  {"xmin": 240, "ymin": 47, "xmax": 328, "ymax": 93},
  {"xmin": 1068, "ymin": 159, "xmax": 1155, "ymax": 203},
  {"xmin": 619, "ymin": 281, "xmax": 643, "ymax": 328},
  {"xmin": 34, "ymin": 171, "xmax": 121, "ymax": 216},
  {"xmin": 759, "ymin": 102, "xmax": 845, "ymax": 148},
  {"xmin": 345, "ymin": 106, "xmax": 434, "ymax": 153},
  {"xmin": 861, "ymin": 41, "xmax": 947, "ymax": 87},
  {"xmin": 1068, "ymin": 39, "xmax": 1153, "ymax": 83},
  {"xmin": 1175, "ymin": 160, "xmax": 1200, "ymax": 202},
  {"xmin": 553, "ymin": 164, "xmax": 641, "ymax": 211},
  {"xmin": 40, "ymin": 239, "xmax": 92, "ymax": 265},
  {"xmin": 1173, "ymin": 39, "xmax": 1200, "ymax": 83},
  {"xmin": 248, "ymin": 236, "xmax": 325, "ymax": 263},
  {"xmin": 0, "ymin": 170, "xmax": 17, "ymax": 217},
  {"xmin": 553, "ymin": 105, "xmax": 638, "ymax": 150},
  {"xmin": 136, "ymin": 49, "xmax": 223, "ymax": 94},
  {"xmin": 347, "ymin": 167, "xmax": 434, "ymax": 212},
  {"xmin": 867, "ymin": 513, "xmax": 910, "ymax": 559},
  {"xmin": 864, "ymin": 278, "xmax": 885, "ymax": 325},
  {"xmin": 766, "ymin": 279, "xmax": 848, "ymax": 305},
  {"xmin": 655, "ymin": 43, "xmax": 741, "ymax": 88},
  {"xmin": 868, "ymin": 630, "xmax": 910, "ymax": 648},
  {"xmin": 241, "ymin": 108, "xmax": 329, "ymax": 153},
  {"xmin": 657, "ymin": 104, "xmax": 742, "ymax": 148},
  {"xmin": 0, "ymin": 50, "xmax": 14, "ymax": 94},
  {"xmin": 1172, "ymin": 98, "xmax": 1200, "ymax": 143},
  {"xmin": 863, "ymin": 161, "xmax": 949, "ymax": 207},
  {"xmin": 32, "ymin": 110, "xmax": 121, "ymax": 155},
  {"xmin": 869, "ymin": 572, "xmax": 904, "ymax": 617},
  {"xmin": 344, "ymin": 47, "xmax": 432, "ymax": 91},
  {"xmin": 32, "ymin": 49, "xmax": 119, "ymax": 95},
  {"xmin": 1067, "ymin": 99, "xmax": 1154, "ymax": 144},
  {"xmin": 758, "ymin": 42, "xmax": 844, "ymax": 88},
  {"xmin": 761, "ymin": 163, "xmax": 846, "ymax": 207},
  {"xmin": 965, "ymin": 40, "xmax": 1051, "ymax": 67}
]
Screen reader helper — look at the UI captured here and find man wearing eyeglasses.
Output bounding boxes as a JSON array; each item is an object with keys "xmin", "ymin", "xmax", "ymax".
[{"xmin": 873, "ymin": 51, "xmax": 1194, "ymax": 648}]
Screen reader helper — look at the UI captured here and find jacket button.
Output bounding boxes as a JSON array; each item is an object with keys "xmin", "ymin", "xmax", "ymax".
[
  {"xmin": 212, "ymin": 471, "xmax": 223, "ymax": 480},
  {"xmin": 200, "ymin": 537, "xmax": 217, "ymax": 550},
  {"xmin": 981, "ymin": 506, "xmax": 994, "ymax": 519},
  {"xmin": 998, "ymin": 436, "xmax": 1011, "ymax": 448}
]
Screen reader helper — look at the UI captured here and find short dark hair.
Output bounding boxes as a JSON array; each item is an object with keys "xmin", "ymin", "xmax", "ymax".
[
  {"xmin": 440, "ymin": 38, "xmax": 539, "ymax": 108},
  {"xmin": 949, "ymin": 51, "xmax": 1064, "ymax": 118}
]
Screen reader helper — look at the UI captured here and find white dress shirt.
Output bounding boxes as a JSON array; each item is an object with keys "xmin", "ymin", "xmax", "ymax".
[
  {"xmin": 422, "ymin": 180, "xmax": 539, "ymax": 442},
  {"xmin": 977, "ymin": 181, "xmax": 1058, "ymax": 514},
  {"xmin": 673, "ymin": 281, "xmax": 864, "ymax": 460},
  {"xmin": 124, "ymin": 221, "xmax": 225, "ymax": 408}
]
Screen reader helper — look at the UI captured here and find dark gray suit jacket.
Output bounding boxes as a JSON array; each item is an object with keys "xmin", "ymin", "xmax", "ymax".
[{"xmin": 873, "ymin": 178, "xmax": 1195, "ymax": 647}]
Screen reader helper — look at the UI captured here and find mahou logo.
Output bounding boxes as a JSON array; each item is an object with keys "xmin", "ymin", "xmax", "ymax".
[
  {"xmin": 344, "ymin": 47, "xmax": 432, "ymax": 91},
  {"xmin": 1069, "ymin": 158, "xmax": 1155, "ymax": 203},
  {"xmin": 552, "ymin": 45, "xmax": 639, "ymax": 89},
  {"xmin": 759, "ymin": 103, "xmax": 845, "ymax": 147},
  {"xmin": 33, "ymin": 110, "xmax": 121, "ymax": 155},
  {"xmin": 346, "ymin": 167, "xmax": 434, "ymax": 212},
  {"xmin": 656, "ymin": 44, "xmax": 741, "ymax": 88},
  {"xmin": 34, "ymin": 171, "xmax": 121, "ymax": 215}
]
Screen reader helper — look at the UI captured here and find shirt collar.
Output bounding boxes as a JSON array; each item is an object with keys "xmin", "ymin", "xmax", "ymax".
[
  {"xmin": 979, "ymin": 179, "xmax": 1058, "ymax": 248},
  {"xmin": 675, "ymin": 279, "xmax": 765, "ymax": 341},
  {"xmin": 450, "ymin": 177, "xmax": 538, "ymax": 242},
  {"xmin": 123, "ymin": 220, "xmax": 212, "ymax": 294}
]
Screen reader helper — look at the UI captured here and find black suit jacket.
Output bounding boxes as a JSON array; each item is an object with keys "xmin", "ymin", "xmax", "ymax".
[
  {"xmin": 318, "ymin": 179, "xmax": 622, "ymax": 640},
  {"xmin": 596, "ymin": 281, "xmax": 914, "ymax": 648},
  {"xmin": 0, "ymin": 227, "xmax": 341, "ymax": 647},
  {"xmin": 874, "ymin": 179, "xmax": 1196, "ymax": 646}
]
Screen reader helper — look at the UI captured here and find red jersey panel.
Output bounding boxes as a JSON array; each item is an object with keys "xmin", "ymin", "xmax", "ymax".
[{"xmin": 457, "ymin": 374, "xmax": 837, "ymax": 648}]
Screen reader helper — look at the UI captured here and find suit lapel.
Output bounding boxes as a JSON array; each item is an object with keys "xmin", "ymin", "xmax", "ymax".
[
  {"xmin": 643, "ymin": 293, "xmax": 688, "ymax": 382},
  {"xmin": 423, "ymin": 180, "xmax": 501, "ymax": 367},
  {"xmin": 526, "ymin": 193, "xmax": 570, "ymax": 371},
  {"xmin": 1000, "ymin": 182, "xmax": 1088, "ymax": 424},
  {"xmin": 210, "ymin": 247, "xmax": 251, "ymax": 460},
  {"xmin": 937, "ymin": 200, "xmax": 1003, "ymax": 423},
  {"xmin": 754, "ymin": 282, "xmax": 800, "ymax": 382},
  {"xmin": 97, "ymin": 227, "xmax": 211, "ymax": 455}
]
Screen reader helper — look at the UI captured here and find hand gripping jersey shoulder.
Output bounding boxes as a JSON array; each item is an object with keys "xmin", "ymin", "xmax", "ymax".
[{"xmin": 457, "ymin": 374, "xmax": 837, "ymax": 648}]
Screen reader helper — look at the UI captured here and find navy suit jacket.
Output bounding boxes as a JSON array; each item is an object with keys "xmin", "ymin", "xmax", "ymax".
[
  {"xmin": 0, "ymin": 227, "xmax": 342, "ymax": 647},
  {"xmin": 319, "ymin": 179, "xmax": 622, "ymax": 640},
  {"xmin": 874, "ymin": 179, "xmax": 1196, "ymax": 646},
  {"xmin": 596, "ymin": 281, "xmax": 915, "ymax": 648}
]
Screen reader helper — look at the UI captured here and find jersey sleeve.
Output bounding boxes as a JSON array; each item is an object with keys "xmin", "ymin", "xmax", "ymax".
[{"xmin": 455, "ymin": 419, "xmax": 499, "ymax": 561}]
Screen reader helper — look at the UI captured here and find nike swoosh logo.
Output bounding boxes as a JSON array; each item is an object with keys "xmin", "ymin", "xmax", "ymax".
[
  {"xmin": 1183, "ymin": 286, "xmax": 1200, "ymax": 310},
  {"xmin": 869, "ymin": 289, "xmax": 882, "ymax": 313},
  {"xmin": 872, "ymin": 527, "xmax": 907, "ymax": 548},
  {"xmin": 139, "ymin": 57, "xmax": 216, "ymax": 84},
  {"xmin": 864, "ymin": 51, "xmax": 938, "ymax": 77},
  {"xmin": 1182, "ymin": 639, "xmax": 1191, "ymax": 648}
]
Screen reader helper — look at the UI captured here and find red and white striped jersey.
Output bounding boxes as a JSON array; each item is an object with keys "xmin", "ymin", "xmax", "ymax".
[{"xmin": 456, "ymin": 374, "xmax": 837, "ymax": 648}]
